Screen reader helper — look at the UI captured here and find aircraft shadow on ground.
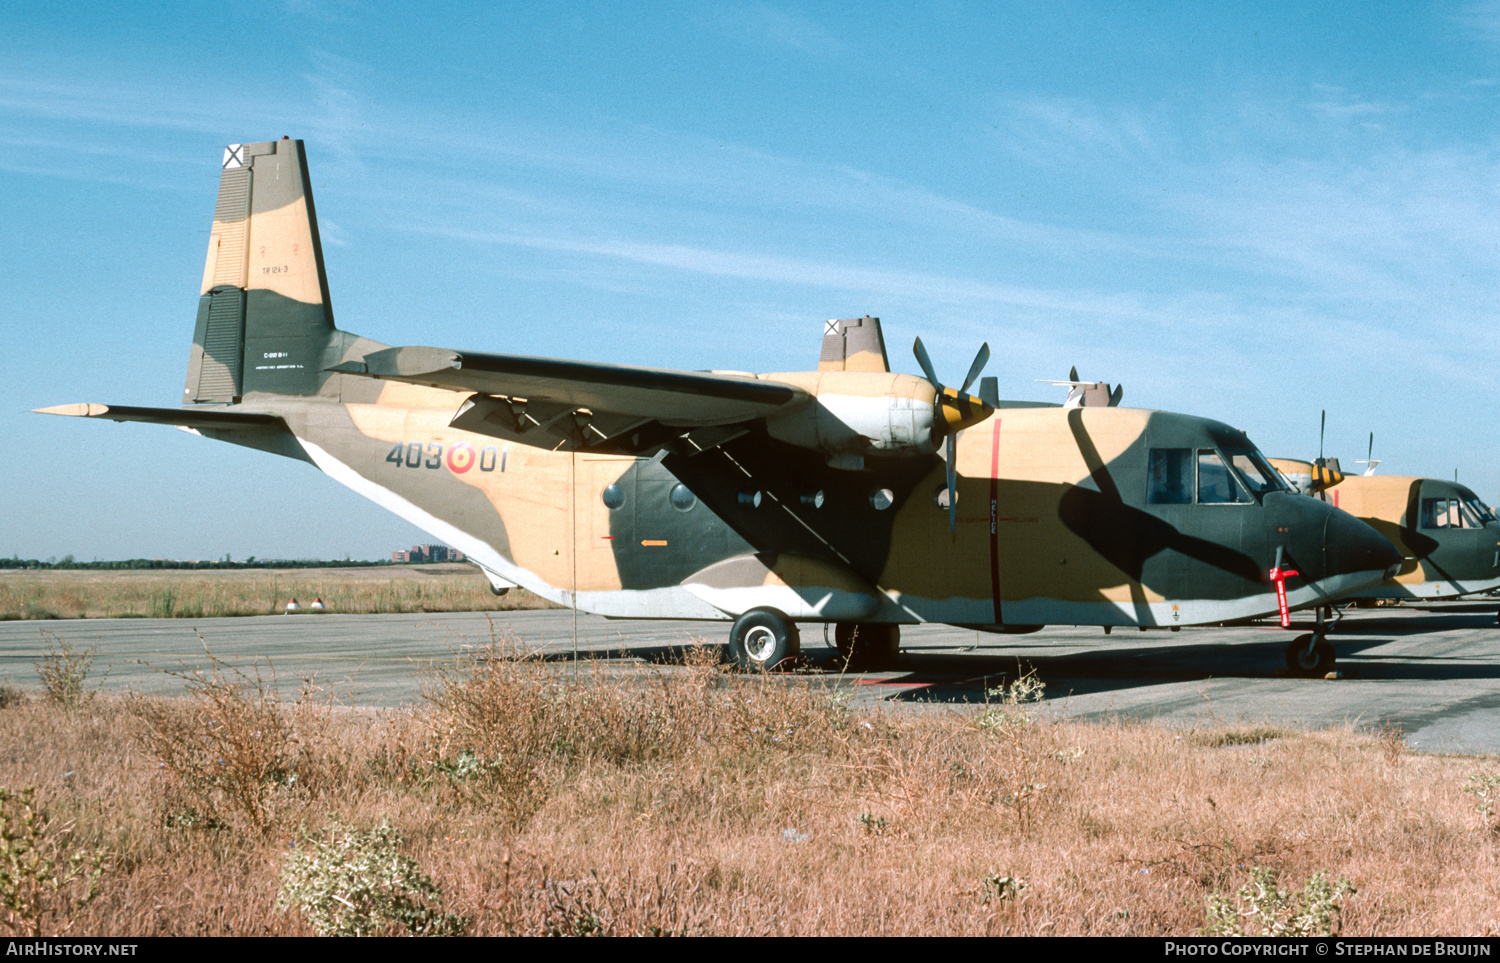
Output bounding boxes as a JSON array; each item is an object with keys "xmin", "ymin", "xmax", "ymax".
[{"xmin": 484, "ymin": 613, "xmax": 1500, "ymax": 706}]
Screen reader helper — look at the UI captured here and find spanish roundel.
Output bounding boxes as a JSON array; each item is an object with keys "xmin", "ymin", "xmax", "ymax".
[{"xmin": 446, "ymin": 442, "xmax": 475, "ymax": 474}]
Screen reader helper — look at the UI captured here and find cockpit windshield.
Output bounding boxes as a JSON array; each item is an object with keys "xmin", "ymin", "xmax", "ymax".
[
  {"xmin": 1422, "ymin": 497, "xmax": 1492, "ymax": 530},
  {"xmin": 1148, "ymin": 446, "xmax": 1287, "ymax": 506},
  {"xmin": 1222, "ymin": 448, "xmax": 1288, "ymax": 496}
]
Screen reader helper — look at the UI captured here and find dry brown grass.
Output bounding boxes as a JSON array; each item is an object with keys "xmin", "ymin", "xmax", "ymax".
[
  {"xmin": 0, "ymin": 642, "xmax": 1496, "ymax": 936},
  {"xmin": 0, "ymin": 564, "xmax": 556, "ymax": 620}
]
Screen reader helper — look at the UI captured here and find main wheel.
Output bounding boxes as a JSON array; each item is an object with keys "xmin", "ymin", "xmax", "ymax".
[
  {"xmin": 832, "ymin": 623, "xmax": 900, "ymax": 669},
  {"xmin": 1285, "ymin": 633, "xmax": 1335, "ymax": 676},
  {"xmin": 729, "ymin": 609, "xmax": 799, "ymax": 671}
]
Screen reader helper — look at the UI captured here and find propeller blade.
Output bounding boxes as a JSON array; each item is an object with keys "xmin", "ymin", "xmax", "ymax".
[
  {"xmin": 912, "ymin": 337, "xmax": 942, "ymax": 390},
  {"xmin": 1108, "ymin": 384, "xmax": 1124, "ymax": 407},
  {"xmin": 959, "ymin": 342, "xmax": 991, "ymax": 394},
  {"xmin": 1318, "ymin": 410, "xmax": 1326, "ymax": 463},
  {"xmin": 1069, "ymin": 365, "xmax": 1079, "ymax": 382}
]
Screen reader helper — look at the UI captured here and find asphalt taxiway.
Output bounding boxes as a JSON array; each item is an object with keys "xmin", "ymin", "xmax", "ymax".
[{"xmin": 2, "ymin": 605, "xmax": 1498, "ymax": 755}]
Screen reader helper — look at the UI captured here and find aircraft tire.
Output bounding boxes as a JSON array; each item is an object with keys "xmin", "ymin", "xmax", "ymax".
[
  {"xmin": 729, "ymin": 609, "xmax": 799, "ymax": 671},
  {"xmin": 833, "ymin": 623, "xmax": 900, "ymax": 670},
  {"xmin": 1285, "ymin": 633, "xmax": 1335, "ymax": 677}
]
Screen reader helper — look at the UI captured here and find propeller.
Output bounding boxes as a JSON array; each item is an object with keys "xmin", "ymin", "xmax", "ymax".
[
  {"xmin": 1309, "ymin": 410, "xmax": 1344, "ymax": 493},
  {"xmin": 913, "ymin": 337, "xmax": 994, "ymax": 533},
  {"xmin": 1356, "ymin": 432, "xmax": 1380, "ymax": 476}
]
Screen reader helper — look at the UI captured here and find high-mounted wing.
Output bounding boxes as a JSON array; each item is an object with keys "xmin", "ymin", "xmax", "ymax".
[{"xmin": 330, "ymin": 345, "xmax": 811, "ymax": 456}]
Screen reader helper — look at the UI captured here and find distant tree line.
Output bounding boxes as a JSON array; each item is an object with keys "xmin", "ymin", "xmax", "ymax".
[{"xmin": 0, "ymin": 556, "xmax": 430, "ymax": 571}]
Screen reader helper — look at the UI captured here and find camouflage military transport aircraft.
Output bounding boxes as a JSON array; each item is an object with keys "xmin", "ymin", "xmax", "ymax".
[
  {"xmin": 1271, "ymin": 455, "xmax": 1500, "ymax": 608},
  {"xmin": 40, "ymin": 138, "xmax": 1403, "ymax": 676}
]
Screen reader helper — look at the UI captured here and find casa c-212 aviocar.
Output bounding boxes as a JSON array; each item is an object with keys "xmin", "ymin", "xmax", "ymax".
[{"xmin": 40, "ymin": 138, "xmax": 1403, "ymax": 676}]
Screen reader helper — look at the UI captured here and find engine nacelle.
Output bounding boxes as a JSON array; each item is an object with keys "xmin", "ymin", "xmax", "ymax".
[{"xmin": 762, "ymin": 372, "xmax": 938, "ymax": 463}]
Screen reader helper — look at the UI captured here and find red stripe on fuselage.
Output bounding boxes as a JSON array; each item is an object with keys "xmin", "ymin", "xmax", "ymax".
[{"xmin": 989, "ymin": 418, "xmax": 1002, "ymax": 624}]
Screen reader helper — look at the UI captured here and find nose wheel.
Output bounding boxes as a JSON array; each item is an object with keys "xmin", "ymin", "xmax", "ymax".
[{"xmin": 1285, "ymin": 632, "xmax": 1335, "ymax": 676}]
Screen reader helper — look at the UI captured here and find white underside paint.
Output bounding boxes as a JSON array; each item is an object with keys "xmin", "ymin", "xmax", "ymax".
[
  {"xmin": 879, "ymin": 567, "xmax": 1392, "ymax": 628},
  {"xmin": 1355, "ymin": 574, "xmax": 1500, "ymax": 601},
  {"xmin": 295, "ymin": 436, "xmax": 725, "ymax": 621},
  {"xmin": 294, "ymin": 436, "xmax": 1392, "ymax": 630},
  {"xmin": 682, "ymin": 582, "xmax": 881, "ymax": 620}
]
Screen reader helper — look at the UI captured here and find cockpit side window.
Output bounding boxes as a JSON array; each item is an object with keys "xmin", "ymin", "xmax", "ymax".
[
  {"xmin": 1197, "ymin": 450, "xmax": 1249, "ymax": 504},
  {"xmin": 1465, "ymin": 499, "xmax": 1495, "ymax": 525},
  {"xmin": 1147, "ymin": 448, "xmax": 1193, "ymax": 504}
]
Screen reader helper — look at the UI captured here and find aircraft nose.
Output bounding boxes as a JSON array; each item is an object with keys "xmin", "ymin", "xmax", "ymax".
[{"xmin": 1324, "ymin": 508, "xmax": 1402, "ymax": 582}]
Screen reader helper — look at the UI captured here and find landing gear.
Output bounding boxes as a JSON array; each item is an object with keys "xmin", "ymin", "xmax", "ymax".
[
  {"xmin": 1285, "ymin": 632, "xmax": 1335, "ymax": 677},
  {"xmin": 831, "ymin": 622, "xmax": 900, "ymax": 669},
  {"xmin": 728, "ymin": 608, "xmax": 800, "ymax": 671}
]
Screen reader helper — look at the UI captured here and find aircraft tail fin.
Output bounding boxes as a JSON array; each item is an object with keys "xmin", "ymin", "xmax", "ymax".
[
  {"xmin": 184, "ymin": 138, "xmax": 339, "ymax": 403},
  {"xmin": 818, "ymin": 316, "xmax": 890, "ymax": 372}
]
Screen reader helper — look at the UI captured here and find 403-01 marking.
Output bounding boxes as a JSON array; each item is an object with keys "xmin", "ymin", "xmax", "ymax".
[{"xmin": 385, "ymin": 441, "xmax": 506, "ymax": 474}]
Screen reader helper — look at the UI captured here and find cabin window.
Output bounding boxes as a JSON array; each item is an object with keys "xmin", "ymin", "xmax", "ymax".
[
  {"xmin": 870, "ymin": 488, "xmax": 895, "ymax": 511},
  {"xmin": 933, "ymin": 484, "xmax": 957, "ymax": 509},
  {"xmin": 1421, "ymin": 498, "xmax": 1487, "ymax": 530},
  {"xmin": 669, "ymin": 483, "xmax": 697, "ymax": 512},
  {"xmin": 601, "ymin": 484, "xmax": 626, "ymax": 510},
  {"xmin": 1197, "ymin": 450, "xmax": 1249, "ymax": 504},
  {"xmin": 1147, "ymin": 449, "xmax": 1193, "ymax": 504}
]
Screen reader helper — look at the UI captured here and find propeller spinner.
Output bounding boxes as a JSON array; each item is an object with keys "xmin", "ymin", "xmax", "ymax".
[{"xmin": 913, "ymin": 337, "xmax": 995, "ymax": 533}]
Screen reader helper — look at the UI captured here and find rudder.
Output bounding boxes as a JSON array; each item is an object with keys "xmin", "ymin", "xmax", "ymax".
[{"xmin": 185, "ymin": 138, "xmax": 338, "ymax": 403}]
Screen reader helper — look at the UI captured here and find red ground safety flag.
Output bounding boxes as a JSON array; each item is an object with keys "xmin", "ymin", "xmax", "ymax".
[{"xmin": 1269, "ymin": 564, "xmax": 1299, "ymax": 628}]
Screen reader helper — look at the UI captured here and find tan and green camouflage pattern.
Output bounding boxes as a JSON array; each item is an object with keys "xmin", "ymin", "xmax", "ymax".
[
  {"xmin": 1305, "ymin": 473, "xmax": 1500, "ymax": 599},
  {"xmin": 40, "ymin": 139, "xmax": 1407, "ymax": 637}
]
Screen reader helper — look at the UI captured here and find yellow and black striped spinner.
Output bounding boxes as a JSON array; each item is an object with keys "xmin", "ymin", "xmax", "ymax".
[
  {"xmin": 1310, "ymin": 461, "xmax": 1344, "ymax": 493},
  {"xmin": 937, "ymin": 385, "xmax": 994, "ymax": 436}
]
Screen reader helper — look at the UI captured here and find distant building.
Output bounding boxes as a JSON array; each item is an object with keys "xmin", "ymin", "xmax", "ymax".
[{"xmin": 392, "ymin": 544, "xmax": 464, "ymax": 563}]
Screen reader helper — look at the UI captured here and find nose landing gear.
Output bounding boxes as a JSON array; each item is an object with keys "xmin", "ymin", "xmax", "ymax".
[
  {"xmin": 1285, "ymin": 632, "xmax": 1335, "ymax": 676},
  {"xmin": 1285, "ymin": 605, "xmax": 1337, "ymax": 677}
]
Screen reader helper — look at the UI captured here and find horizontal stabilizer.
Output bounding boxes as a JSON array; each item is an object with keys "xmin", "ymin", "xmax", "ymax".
[
  {"xmin": 36, "ymin": 403, "xmax": 285, "ymax": 430},
  {"xmin": 37, "ymin": 404, "xmax": 307, "ymax": 462},
  {"xmin": 333, "ymin": 345, "xmax": 810, "ymax": 426}
]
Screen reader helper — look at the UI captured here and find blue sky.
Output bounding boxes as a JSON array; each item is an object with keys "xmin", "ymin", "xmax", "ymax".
[{"xmin": 5, "ymin": 2, "xmax": 1500, "ymax": 560}]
